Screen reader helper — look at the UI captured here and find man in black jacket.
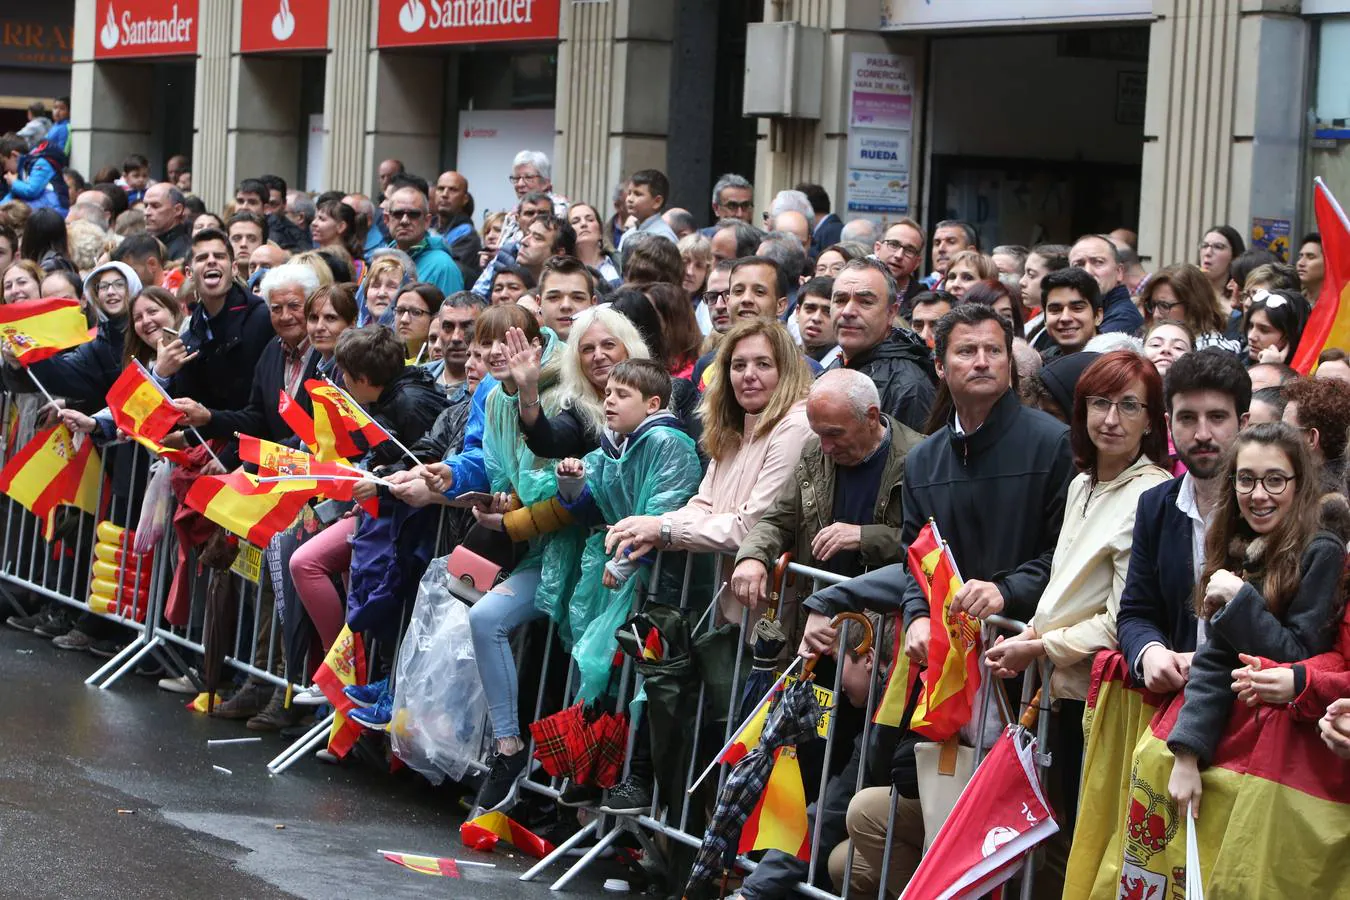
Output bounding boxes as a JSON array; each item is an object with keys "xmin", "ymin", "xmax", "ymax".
[
  {"xmin": 1116, "ymin": 349, "xmax": 1250, "ymax": 691},
  {"xmin": 433, "ymin": 170, "xmax": 482, "ymax": 286},
  {"xmin": 827, "ymin": 257, "xmax": 936, "ymax": 433},
  {"xmin": 144, "ymin": 183, "xmax": 191, "ymax": 261},
  {"xmin": 171, "ymin": 229, "xmax": 275, "ymax": 423},
  {"xmin": 801, "ymin": 303, "xmax": 1074, "ymax": 664}
]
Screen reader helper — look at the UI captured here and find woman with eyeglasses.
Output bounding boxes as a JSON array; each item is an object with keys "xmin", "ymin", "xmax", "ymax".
[
  {"xmin": 1168, "ymin": 422, "xmax": 1347, "ymax": 817},
  {"xmin": 987, "ymin": 351, "xmax": 1171, "ymax": 834},
  {"xmin": 391, "ymin": 282, "xmax": 442, "ymax": 363},
  {"xmin": 1243, "ymin": 288, "xmax": 1310, "ymax": 368},
  {"xmin": 1141, "ymin": 263, "xmax": 1240, "ymax": 354}
]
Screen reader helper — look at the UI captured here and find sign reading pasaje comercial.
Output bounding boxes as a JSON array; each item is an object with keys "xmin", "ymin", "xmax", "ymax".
[
  {"xmin": 377, "ymin": 0, "xmax": 561, "ymax": 48},
  {"xmin": 240, "ymin": 0, "xmax": 328, "ymax": 53},
  {"xmin": 881, "ymin": 0, "xmax": 1151, "ymax": 30},
  {"xmin": 94, "ymin": 0, "xmax": 197, "ymax": 59}
]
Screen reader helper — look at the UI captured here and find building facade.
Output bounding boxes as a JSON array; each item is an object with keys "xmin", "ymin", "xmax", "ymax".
[{"xmin": 53, "ymin": 0, "xmax": 1350, "ymax": 268}]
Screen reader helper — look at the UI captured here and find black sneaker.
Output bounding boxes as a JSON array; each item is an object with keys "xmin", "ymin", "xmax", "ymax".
[
  {"xmin": 474, "ymin": 749, "xmax": 528, "ymax": 813},
  {"xmin": 90, "ymin": 638, "xmax": 124, "ymax": 659},
  {"xmin": 599, "ymin": 777, "xmax": 654, "ymax": 815},
  {"xmin": 33, "ymin": 606, "xmax": 74, "ymax": 639},
  {"xmin": 5, "ymin": 610, "xmax": 43, "ymax": 633},
  {"xmin": 558, "ymin": 779, "xmax": 602, "ymax": 809}
]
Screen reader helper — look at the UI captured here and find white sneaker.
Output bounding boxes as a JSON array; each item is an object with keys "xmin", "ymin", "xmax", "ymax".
[
  {"xmin": 291, "ymin": 684, "xmax": 328, "ymax": 707},
  {"xmin": 158, "ymin": 674, "xmax": 198, "ymax": 695}
]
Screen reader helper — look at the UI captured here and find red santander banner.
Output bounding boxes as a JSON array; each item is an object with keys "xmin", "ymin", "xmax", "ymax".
[
  {"xmin": 377, "ymin": 0, "xmax": 560, "ymax": 48},
  {"xmin": 94, "ymin": 0, "xmax": 198, "ymax": 59},
  {"xmin": 240, "ymin": 0, "xmax": 329, "ymax": 53}
]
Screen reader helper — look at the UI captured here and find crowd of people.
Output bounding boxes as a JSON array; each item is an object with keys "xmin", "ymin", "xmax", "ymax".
[{"xmin": 2, "ymin": 102, "xmax": 1350, "ymax": 897}]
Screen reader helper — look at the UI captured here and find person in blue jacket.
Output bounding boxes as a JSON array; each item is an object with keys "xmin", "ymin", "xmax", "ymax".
[
  {"xmin": 1, "ymin": 134, "xmax": 69, "ymax": 216},
  {"xmin": 384, "ymin": 183, "xmax": 464, "ymax": 299}
]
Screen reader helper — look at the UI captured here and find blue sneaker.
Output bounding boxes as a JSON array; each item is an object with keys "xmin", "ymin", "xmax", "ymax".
[
  {"xmin": 344, "ymin": 677, "xmax": 389, "ymax": 709},
  {"xmin": 350, "ymin": 692, "xmax": 393, "ymax": 731}
]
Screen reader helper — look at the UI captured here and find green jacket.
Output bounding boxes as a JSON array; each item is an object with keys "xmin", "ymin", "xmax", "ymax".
[{"xmin": 736, "ymin": 416, "xmax": 923, "ymax": 575}]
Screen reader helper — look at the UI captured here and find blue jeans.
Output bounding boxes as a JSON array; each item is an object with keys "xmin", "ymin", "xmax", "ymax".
[{"xmin": 468, "ymin": 568, "xmax": 545, "ymax": 740}]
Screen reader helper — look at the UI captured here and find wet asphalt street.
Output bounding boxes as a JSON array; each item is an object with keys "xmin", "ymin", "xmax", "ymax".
[{"xmin": 0, "ymin": 625, "xmax": 612, "ymax": 900}]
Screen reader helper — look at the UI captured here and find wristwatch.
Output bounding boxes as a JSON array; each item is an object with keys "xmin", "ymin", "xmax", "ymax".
[{"xmin": 660, "ymin": 517, "xmax": 672, "ymax": 549}]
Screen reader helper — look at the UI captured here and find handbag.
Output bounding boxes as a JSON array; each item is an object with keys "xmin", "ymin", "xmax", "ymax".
[
  {"xmin": 914, "ymin": 736, "xmax": 978, "ymax": 852},
  {"xmin": 445, "ymin": 545, "xmax": 504, "ymax": 605}
]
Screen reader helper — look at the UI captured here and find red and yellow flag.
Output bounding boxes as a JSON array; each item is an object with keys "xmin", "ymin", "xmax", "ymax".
[
  {"xmin": 380, "ymin": 851, "xmax": 460, "ymax": 878},
  {"xmin": 0, "ymin": 297, "xmax": 93, "ymax": 364},
  {"xmin": 873, "ymin": 617, "xmax": 919, "ymax": 727},
  {"xmin": 460, "ymin": 811, "xmax": 557, "ymax": 859},
  {"xmin": 312, "ymin": 624, "xmax": 367, "ymax": 759},
  {"xmin": 105, "ymin": 363, "xmax": 182, "ymax": 441},
  {"xmin": 277, "ymin": 389, "xmax": 319, "ymax": 452},
  {"xmin": 128, "ymin": 432, "xmax": 194, "ymax": 466},
  {"xmin": 720, "ymin": 696, "xmax": 771, "ymax": 765},
  {"xmin": 1065, "ymin": 651, "xmax": 1350, "ymax": 899},
  {"xmin": 1294, "ymin": 178, "xmax": 1350, "ymax": 373},
  {"xmin": 306, "ymin": 379, "xmax": 391, "ymax": 460},
  {"xmin": 738, "ymin": 746, "xmax": 810, "ymax": 859},
  {"xmin": 0, "ymin": 424, "xmax": 100, "ymax": 522},
  {"xmin": 182, "ymin": 471, "xmax": 315, "ymax": 546},
  {"xmin": 907, "ymin": 521, "xmax": 981, "ymax": 741}
]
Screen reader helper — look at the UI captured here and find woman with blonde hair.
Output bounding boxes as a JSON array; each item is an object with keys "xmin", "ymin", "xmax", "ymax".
[
  {"xmin": 678, "ymin": 232, "xmax": 713, "ymax": 295},
  {"xmin": 478, "ymin": 211, "xmax": 508, "ymax": 272},
  {"xmin": 356, "ymin": 251, "xmax": 416, "ymax": 326},
  {"xmin": 943, "ymin": 250, "xmax": 998, "ymax": 301},
  {"xmin": 1141, "ymin": 263, "xmax": 1238, "ymax": 353}
]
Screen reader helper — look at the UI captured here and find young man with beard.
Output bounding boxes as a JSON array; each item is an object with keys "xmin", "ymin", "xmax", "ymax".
[{"xmin": 1116, "ymin": 348, "xmax": 1252, "ymax": 691}]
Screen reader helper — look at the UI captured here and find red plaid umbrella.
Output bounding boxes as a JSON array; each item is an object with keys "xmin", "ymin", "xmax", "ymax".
[{"xmin": 528, "ymin": 702, "xmax": 629, "ymax": 788}]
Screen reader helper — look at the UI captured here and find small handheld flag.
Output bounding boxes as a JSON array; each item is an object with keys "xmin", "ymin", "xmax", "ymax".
[{"xmin": 0, "ymin": 298, "xmax": 93, "ymax": 364}]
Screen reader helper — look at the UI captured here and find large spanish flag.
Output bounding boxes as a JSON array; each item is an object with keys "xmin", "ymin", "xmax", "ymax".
[
  {"xmin": 312, "ymin": 624, "xmax": 366, "ymax": 759},
  {"xmin": 0, "ymin": 298, "xmax": 93, "ymax": 364},
  {"xmin": 306, "ymin": 378, "xmax": 391, "ymax": 460},
  {"xmin": 1293, "ymin": 178, "xmax": 1350, "ymax": 373},
  {"xmin": 0, "ymin": 424, "xmax": 100, "ymax": 521},
  {"xmin": 738, "ymin": 746, "xmax": 810, "ymax": 859},
  {"xmin": 1064, "ymin": 651, "xmax": 1350, "ymax": 899},
  {"xmin": 907, "ymin": 521, "xmax": 981, "ymax": 741},
  {"xmin": 182, "ymin": 471, "xmax": 315, "ymax": 546},
  {"xmin": 105, "ymin": 363, "xmax": 182, "ymax": 441}
]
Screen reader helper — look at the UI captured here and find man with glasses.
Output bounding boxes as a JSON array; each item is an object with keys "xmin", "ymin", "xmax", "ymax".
[
  {"xmin": 500, "ymin": 150, "xmax": 567, "ymax": 247},
  {"xmin": 385, "ymin": 184, "xmax": 464, "ymax": 299},
  {"xmin": 873, "ymin": 217, "xmax": 926, "ymax": 315},
  {"xmin": 694, "ymin": 258, "xmax": 734, "ymax": 337},
  {"xmin": 1118, "ymin": 349, "xmax": 1251, "ymax": 691},
  {"xmin": 472, "ymin": 193, "xmax": 557, "ymax": 299},
  {"xmin": 699, "ymin": 173, "xmax": 755, "ymax": 236}
]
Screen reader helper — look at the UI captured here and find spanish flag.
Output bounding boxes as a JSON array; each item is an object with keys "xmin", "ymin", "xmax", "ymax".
[
  {"xmin": 276, "ymin": 390, "xmax": 318, "ymax": 452},
  {"xmin": 460, "ymin": 811, "xmax": 556, "ymax": 859},
  {"xmin": 720, "ymin": 694, "xmax": 771, "ymax": 765},
  {"xmin": 0, "ymin": 424, "xmax": 100, "ymax": 522},
  {"xmin": 1064, "ymin": 651, "xmax": 1350, "ymax": 899},
  {"xmin": 236, "ymin": 434, "xmax": 356, "ymax": 480},
  {"xmin": 105, "ymin": 363, "xmax": 181, "ymax": 441},
  {"xmin": 738, "ymin": 746, "xmax": 810, "ymax": 859},
  {"xmin": 306, "ymin": 378, "xmax": 392, "ymax": 460},
  {"xmin": 182, "ymin": 471, "xmax": 315, "ymax": 546},
  {"xmin": 0, "ymin": 297, "xmax": 93, "ymax": 364},
  {"xmin": 128, "ymin": 432, "xmax": 194, "ymax": 466},
  {"xmin": 872, "ymin": 618, "xmax": 919, "ymax": 727},
  {"xmin": 907, "ymin": 521, "xmax": 981, "ymax": 741},
  {"xmin": 1293, "ymin": 178, "xmax": 1350, "ymax": 373},
  {"xmin": 312, "ymin": 625, "xmax": 366, "ymax": 759},
  {"xmin": 379, "ymin": 851, "xmax": 460, "ymax": 878}
]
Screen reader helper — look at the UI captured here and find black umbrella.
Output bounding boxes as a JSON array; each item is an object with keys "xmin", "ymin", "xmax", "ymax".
[
  {"xmin": 196, "ymin": 528, "xmax": 240, "ymax": 711},
  {"xmin": 683, "ymin": 612, "xmax": 874, "ymax": 898},
  {"xmin": 735, "ymin": 554, "xmax": 793, "ymax": 723},
  {"xmin": 616, "ymin": 605, "xmax": 697, "ymax": 806}
]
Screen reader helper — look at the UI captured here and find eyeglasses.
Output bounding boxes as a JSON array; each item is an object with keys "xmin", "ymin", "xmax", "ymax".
[
  {"xmin": 878, "ymin": 239, "xmax": 922, "ymax": 258},
  {"xmin": 1234, "ymin": 471, "xmax": 1293, "ymax": 495},
  {"xmin": 394, "ymin": 306, "xmax": 431, "ymax": 319},
  {"xmin": 1198, "ymin": 241, "xmax": 1230, "ymax": 253},
  {"xmin": 508, "ymin": 173, "xmax": 542, "ymax": 184},
  {"xmin": 1151, "ymin": 299, "xmax": 1183, "ymax": 312},
  {"xmin": 95, "ymin": 278, "xmax": 128, "ymax": 295},
  {"xmin": 701, "ymin": 290, "xmax": 729, "ymax": 306},
  {"xmin": 388, "ymin": 208, "xmax": 424, "ymax": 221},
  {"xmin": 1085, "ymin": 396, "xmax": 1147, "ymax": 418},
  {"xmin": 719, "ymin": 200, "xmax": 754, "ymax": 212}
]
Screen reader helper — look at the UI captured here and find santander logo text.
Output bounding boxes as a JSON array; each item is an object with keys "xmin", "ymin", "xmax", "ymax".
[
  {"xmin": 272, "ymin": 0, "xmax": 295, "ymax": 41},
  {"xmin": 400, "ymin": 0, "xmax": 540, "ymax": 34},
  {"xmin": 99, "ymin": 3, "xmax": 195, "ymax": 52}
]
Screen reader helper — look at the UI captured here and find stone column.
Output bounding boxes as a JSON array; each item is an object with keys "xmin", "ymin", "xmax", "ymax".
[
  {"xmin": 193, "ymin": 0, "xmax": 233, "ymax": 212},
  {"xmin": 323, "ymin": 0, "xmax": 372, "ymax": 194}
]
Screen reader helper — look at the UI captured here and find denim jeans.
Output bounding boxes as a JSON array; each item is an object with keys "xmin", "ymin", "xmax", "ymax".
[{"xmin": 468, "ymin": 567, "xmax": 545, "ymax": 740}]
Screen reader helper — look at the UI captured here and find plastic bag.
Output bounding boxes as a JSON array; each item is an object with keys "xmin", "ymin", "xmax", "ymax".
[
  {"xmin": 389, "ymin": 555, "xmax": 489, "ymax": 784},
  {"xmin": 133, "ymin": 460, "xmax": 172, "ymax": 555}
]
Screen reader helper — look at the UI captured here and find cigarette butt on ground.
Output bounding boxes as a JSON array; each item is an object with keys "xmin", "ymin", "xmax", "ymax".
[
  {"xmin": 275, "ymin": 824, "xmax": 286, "ymax": 830},
  {"xmin": 212, "ymin": 765, "xmax": 233, "ymax": 775},
  {"xmin": 116, "ymin": 809, "xmax": 134, "ymax": 815}
]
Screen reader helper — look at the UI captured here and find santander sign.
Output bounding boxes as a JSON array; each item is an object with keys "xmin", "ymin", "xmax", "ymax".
[
  {"xmin": 378, "ymin": 0, "xmax": 560, "ymax": 47},
  {"xmin": 239, "ymin": 0, "xmax": 328, "ymax": 53},
  {"xmin": 94, "ymin": 0, "xmax": 198, "ymax": 59}
]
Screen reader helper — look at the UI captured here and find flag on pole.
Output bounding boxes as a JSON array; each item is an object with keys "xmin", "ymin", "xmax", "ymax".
[
  {"xmin": 105, "ymin": 363, "xmax": 182, "ymax": 441},
  {"xmin": 306, "ymin": 378, "xmax": 392, "ymax": 460},
  {"xmin": 182, "ymin": 471, "xmax": 316, "ymax": 546},
  {"xmin": 311, "ymin": 624, "xmax": 367, "ymax": 759},
  {"xmin": 277, "ymin": 389, "xmax": 319, "ymax": 452},
  {"xmin": 737, "ymin": 746, "xmax": 810, "ymax": 859},
  {"xmin": 1293, "ymin": 178, "xmax": 1350, "ymax": 373},
  {"xmin": 379, "ymin": 851, "xmax": 460, "ymax": 878},
  {"xmin": 128, "ymin": 432, "xmax": 195, "ymax": 466},
  {"xmin": 907, "ymin": 521, "xmax": 981, "ymax": 741},
  {"xmin": 460, "ymin": 811, "xmax": 557, "ymax": 859},
  {"xmin": 720, "ymin": 696, "xmax": 771, "ymax": 765},
  {"xmin": 0, "ymin": 424, "xmax": 100, "ymax": 522},
  {"xmin": 874, "ymin": 616, "xmax": 919, "ymax": 727},
  {"xmin": 0, "ymin": 298, "xmax": 94, "ymax": 364}
]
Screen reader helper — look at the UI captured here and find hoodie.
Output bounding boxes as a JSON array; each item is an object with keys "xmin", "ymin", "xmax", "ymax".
[
  {"xmin": 1038, "ymin": 351, "xmax": 1101, "ymax": 419},
  {"xmin": 828, "ymin": 327, "xmax": 937, "ymax": 433}
]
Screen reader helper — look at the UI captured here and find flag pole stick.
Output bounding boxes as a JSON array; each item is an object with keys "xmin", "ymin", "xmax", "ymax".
[
  {"xmin": 687, "ymin": 655, "xmax": 803, "ymax": 795},
  {"xmin": 321, "ymin": 374, "xmax": 423, "ymax": 468},
  {"xmin": 132, "ymin": 358, "xmax": 225, "ymax": 471},
  {"xmin": 233, "ymin": 432, "xmax": 381, "ymax": 480},
  {"xmin": 25, "ymin": 368, "xmax": 59, "ymax": 411}
]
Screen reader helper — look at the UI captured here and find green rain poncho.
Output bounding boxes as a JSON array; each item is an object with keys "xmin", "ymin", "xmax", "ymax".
[
  {"xmin": 482, "ymin": 328, "xmax": 586, "ymax": 629},
  {"xmin": 568, "ymin": 415, "xmax": 703, "ymax": 701}
]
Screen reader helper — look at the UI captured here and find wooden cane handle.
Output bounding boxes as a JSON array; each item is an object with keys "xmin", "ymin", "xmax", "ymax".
[
  {"xmin": 771, "ymin": 552, "xmax": 793, "ymax": 603},
  {"xmin": 832, "ymin": 611, "xmax": 874, "ymax": 656}
]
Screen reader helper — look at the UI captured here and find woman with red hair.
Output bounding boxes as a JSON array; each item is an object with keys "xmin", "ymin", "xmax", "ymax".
[{"xmin": 985, "ymin": 350, "xmax": 1172, "ymax": 835}]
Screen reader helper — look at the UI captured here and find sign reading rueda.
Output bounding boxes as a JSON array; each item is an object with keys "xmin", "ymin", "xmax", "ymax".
[
  {"xmin": 377, "ymin": 0, "xmax": 561, "ymax": 47},
  {"xmin": 240, "ymin": 0, "xmax": 329, "ymax": 53},
  {"xmin": 94, "ymin": 0, "xmax": 198, "ymax": 59}
]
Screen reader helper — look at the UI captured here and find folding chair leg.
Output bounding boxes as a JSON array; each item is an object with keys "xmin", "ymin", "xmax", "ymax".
[{"xmin": 518, "ymin": 818, "xmax": 599, "ymax": 883}]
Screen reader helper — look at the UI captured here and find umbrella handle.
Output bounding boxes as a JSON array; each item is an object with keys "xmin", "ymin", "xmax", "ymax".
[
  {"xmin": 1019, "ymin": 687, "xmax": 1042, "ymax": 729},
  {"xmin": 769, "ymin": 552, "xmax": 794, "ymax": 615},
  {"xmin": 804, "ymin": 612, "xmax": 875, "ymax": 678}
]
